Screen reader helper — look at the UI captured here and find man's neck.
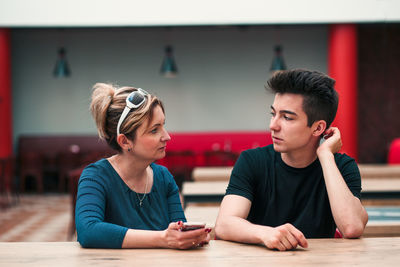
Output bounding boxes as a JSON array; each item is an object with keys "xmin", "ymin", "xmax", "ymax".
[{"xmin": 280, "ymin": 143, "xmax": 319, "ymax": 168}]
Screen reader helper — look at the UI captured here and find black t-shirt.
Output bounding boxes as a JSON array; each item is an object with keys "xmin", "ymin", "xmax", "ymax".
[{"xmin": 226, "ymin": 145, "xmax": 361, "ymax": 238}]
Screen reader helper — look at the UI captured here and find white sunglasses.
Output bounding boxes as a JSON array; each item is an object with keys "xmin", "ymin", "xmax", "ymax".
[{"xmin": 117, "ymin": 88, "xmax": 149, "ymax": 136}]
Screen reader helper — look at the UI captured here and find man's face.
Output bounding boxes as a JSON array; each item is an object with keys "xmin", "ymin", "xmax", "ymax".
[{"xmin": 269, "ymin": 93, "xmax": 315, "ymax": 153}]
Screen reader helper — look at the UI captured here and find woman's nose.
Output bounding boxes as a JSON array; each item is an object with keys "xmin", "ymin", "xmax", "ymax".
[{"xmin": 162, "ymin": 128, "xmax": 171, "ymax": 142}]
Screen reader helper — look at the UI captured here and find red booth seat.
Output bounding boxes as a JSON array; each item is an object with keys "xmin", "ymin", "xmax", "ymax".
[
  {"xmin": 157, "ymin": 131, "xmax": 272, "ymax": 182},
  {"xmin": 388, "ymin": 138, "xmax": 400, "ymax": 164},
  {"xmin": 166, "ymin": 131, "xmax": 272, "ymax": 154}
]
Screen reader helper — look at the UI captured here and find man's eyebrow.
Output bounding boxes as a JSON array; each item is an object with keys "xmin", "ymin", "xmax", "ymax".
[
  {"xmin": 270, "ymin": 105, "xmax": 297, "ymax": 116},
  {"xmin": 280, "ymin": 110, "xmax": 297, "ymax": 116}
]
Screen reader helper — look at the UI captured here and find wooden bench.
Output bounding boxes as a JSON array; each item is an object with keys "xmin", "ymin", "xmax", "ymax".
[
  {"xmin": 192, "ymin": 164, "xmax": 400, "ymax": 182},
  {"xmin": 182, "ymin": 181, "xmax": 227, "ymax": 204},
  {"xmin": 192, "ymin": 167, "xmax": 233, "ymax": 182},
  {"xmin": 183, "ymin": 171, "xmax": 400, "ymax": 204},
  {"xmin": 359, "ymin": 164, "xmax": 400, "ymax": 178}
]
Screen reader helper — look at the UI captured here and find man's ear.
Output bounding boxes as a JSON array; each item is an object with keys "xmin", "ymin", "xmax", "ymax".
[{"xmin": 312, "ymin": 120, "xmax": 327, "ymax": 137}]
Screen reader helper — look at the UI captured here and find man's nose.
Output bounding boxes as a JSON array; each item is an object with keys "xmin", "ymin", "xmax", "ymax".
[{"xmin": 269, "ymin": 116, "xmax": 280, "ymax": 131}]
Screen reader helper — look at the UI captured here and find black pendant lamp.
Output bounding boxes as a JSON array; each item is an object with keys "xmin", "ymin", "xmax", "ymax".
[
  {"xmin": 160, "ymin": 45, "xmax": 178, "ymax": 78},
  {"xmin": 53, "ymin": 47, "xmax": 71, "ymax": 78},
  {"xmin": 270, "ymin": 45, "xmax": 286, "ymax": 72}
]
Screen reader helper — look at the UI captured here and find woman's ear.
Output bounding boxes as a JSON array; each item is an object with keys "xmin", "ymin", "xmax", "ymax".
[
  {"xmin": 116, "ymin": 134, "xmax": 132, "ymax": 151},
  {"xmin": 312, "ymin": 120, "xmax": 327, "ymax": 137}
]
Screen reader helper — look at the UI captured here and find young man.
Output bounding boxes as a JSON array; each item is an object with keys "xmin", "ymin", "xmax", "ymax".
[{"xmin": 215, "ymin": 69, "xmax": 368, "ymax": 251}]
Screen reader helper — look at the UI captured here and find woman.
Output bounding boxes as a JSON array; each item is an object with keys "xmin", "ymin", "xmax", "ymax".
[{"xmin": 75, "ymin": 83, "xmax": 211, "ymax": 249}]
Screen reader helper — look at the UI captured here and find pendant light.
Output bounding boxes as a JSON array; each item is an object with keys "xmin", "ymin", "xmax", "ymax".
[
  {"xmin": 270, "ymin": 45, "xmax": 286, "ymax": 72},
  {"xmin": 53, "ymin": 47, "xmax": 71, "ymax": 78},
  {"xmin": 160, "ymin": 45, "xmax": 178, "ymax": 78}
]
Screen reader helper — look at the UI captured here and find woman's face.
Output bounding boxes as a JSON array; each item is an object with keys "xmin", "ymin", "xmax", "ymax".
[{"xmin": 131, "ymin": 105, "xmax": 171, "ymax": 161}]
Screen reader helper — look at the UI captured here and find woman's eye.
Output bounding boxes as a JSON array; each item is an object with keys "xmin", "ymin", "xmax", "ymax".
[{"xmin": 151, "ymin": 128, "xmax": 158, "ymax": 134}]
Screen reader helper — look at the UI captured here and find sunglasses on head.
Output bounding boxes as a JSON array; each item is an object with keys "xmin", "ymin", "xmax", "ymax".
[{"xmin": 117, "ymin": 88, "xmax": 149, "ymax": 136}]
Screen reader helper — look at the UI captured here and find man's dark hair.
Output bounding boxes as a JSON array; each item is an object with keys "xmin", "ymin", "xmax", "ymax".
[{"xmin": 267, "ymin": 69, "xmax": 338, "ymax": 128}]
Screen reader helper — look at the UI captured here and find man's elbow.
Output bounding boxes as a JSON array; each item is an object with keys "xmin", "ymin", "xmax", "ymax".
[
  {"xmin": 341, "ymin": 207, "xmax": 368, "ymax": 238},
  {"xmin": 341, "ymin": 223, "xmax": 365, "ymax": 239},
  {"xmin": 214, "ymin": 218, "xmax": 228, "ymax": 240},
  {"xmin": 214, "ymin": 220, "xmax": 223, "ymax": 239}
]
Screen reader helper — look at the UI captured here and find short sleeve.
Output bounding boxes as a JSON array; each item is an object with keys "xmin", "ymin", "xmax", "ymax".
[
  {"xmin": 226, "ymin": 150, "xmax": 257, "ymax": 202},
  {"xmin": 335, "ymin": 154, "xmax": 362, "ymax": 199}
]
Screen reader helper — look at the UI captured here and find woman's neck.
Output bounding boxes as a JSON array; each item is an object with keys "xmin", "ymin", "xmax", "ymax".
[{"xmin": 108, "ymin": 153, "xmax": 149, "ymax": 181}]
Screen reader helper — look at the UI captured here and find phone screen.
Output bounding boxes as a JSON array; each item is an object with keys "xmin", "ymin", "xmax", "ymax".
[{"xmin": 181, "ymin": 222, "xmax": 206, "ymax": 231}]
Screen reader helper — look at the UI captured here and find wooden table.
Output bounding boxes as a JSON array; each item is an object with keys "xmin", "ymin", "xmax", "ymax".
[{"xmin": 1, "ymin": 238, "xmax": 400, "ymax": 266}]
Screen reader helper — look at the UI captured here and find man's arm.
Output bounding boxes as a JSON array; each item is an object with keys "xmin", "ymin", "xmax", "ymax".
[
  {"xmin": 215, "ymin": 194, "xmax": 308, "ymax": 251},
  {"xmin": 317, "ymin": 127, "xmax": 368, "ymax": 238}
]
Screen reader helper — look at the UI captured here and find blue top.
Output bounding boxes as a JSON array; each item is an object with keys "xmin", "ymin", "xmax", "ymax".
[{"xmin": 75, "ymin": 158, "xmax": 186, "ymax": 248}]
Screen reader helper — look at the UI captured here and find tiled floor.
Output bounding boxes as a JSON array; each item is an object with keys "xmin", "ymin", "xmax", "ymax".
[{"xmin": 0, "ymin": 194, "xmax": 73, "ymax": 242}]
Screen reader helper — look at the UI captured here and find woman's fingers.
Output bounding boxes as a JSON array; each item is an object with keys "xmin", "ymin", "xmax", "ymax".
[{"xmin": 167, "ymin": 224, "xmax": 211, "ymax": 249}]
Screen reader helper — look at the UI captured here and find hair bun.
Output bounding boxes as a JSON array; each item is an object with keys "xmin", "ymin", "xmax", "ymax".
[{"xmin": 90, "ymin": 83, "xmax": 116, "ymax": 140}]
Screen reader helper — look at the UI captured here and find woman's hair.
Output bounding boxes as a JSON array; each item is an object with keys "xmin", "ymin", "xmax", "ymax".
[{"xmin": 90, "ymin": 83, "xmax": 164, "ymax": 152}]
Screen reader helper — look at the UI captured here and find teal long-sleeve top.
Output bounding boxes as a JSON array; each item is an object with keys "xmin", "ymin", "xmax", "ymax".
[{"xmin": 75, "ymin": 159, "xmax": 186, "ymax": 248}]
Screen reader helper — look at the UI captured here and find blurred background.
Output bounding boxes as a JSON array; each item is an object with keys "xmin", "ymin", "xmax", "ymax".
[{"xmin": 1, "ymin": 0, "xmax": 400, "ymax": 241}]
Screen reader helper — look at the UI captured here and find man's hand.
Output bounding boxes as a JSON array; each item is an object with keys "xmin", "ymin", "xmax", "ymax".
[
  {"xmin": 317, "ymin": 127, "xmax": 342, "ymax": 156},
  {"xmin": 260, "ymin": 223, "xmax": 308, "ymax": 251}
]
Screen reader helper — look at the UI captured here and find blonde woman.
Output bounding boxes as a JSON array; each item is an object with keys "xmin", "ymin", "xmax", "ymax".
[{"xmin": 75, "ymin": 83, "xmax": 211, "ymax": 249}]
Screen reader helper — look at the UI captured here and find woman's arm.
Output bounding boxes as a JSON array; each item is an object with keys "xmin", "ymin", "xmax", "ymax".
[
  {"xmin": 75, "ymin": 175, "xmax": 128, "ymax": 248},
  {"xmin": 122, "ymin": 221, "xmax": 210, "ymax": 249}
]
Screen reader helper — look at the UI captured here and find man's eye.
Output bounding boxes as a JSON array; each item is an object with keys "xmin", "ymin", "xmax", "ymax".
[
  {"xmin": 284, "ymin": 115, "xmax": 293, "ymax": 120},
  {"xmin": 270, "ymin": 112, "xmax": 275, "ymax": 117}
]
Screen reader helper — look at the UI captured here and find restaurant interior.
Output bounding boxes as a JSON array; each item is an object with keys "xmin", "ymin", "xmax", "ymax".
[{"xmin": 1, "ymin": 0, "xmax": 400, "ymax": 247}]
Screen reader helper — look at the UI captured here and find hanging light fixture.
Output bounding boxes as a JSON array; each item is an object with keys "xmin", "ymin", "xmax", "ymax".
[
  {"xmin": 270, "ymin": 45, "xmax": 286, "ymax": 72},
  {"xmin": 53, "ymin": 47, "xmax": 71, "ymax": 78},
  {"xmin": 160, "ymin": 45, "xmax": 178, "ymax": 78}
]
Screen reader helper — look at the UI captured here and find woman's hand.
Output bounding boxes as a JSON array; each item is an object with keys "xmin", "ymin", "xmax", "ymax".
[{"xmin": 162, "ymin": 221, "xmax": 211, "ymax": 249}]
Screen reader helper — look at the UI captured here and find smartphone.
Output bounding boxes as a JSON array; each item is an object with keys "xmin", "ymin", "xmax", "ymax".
[{"xmin": 181, "ymin": 222, "xmax": 206, "ymax": 231}]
